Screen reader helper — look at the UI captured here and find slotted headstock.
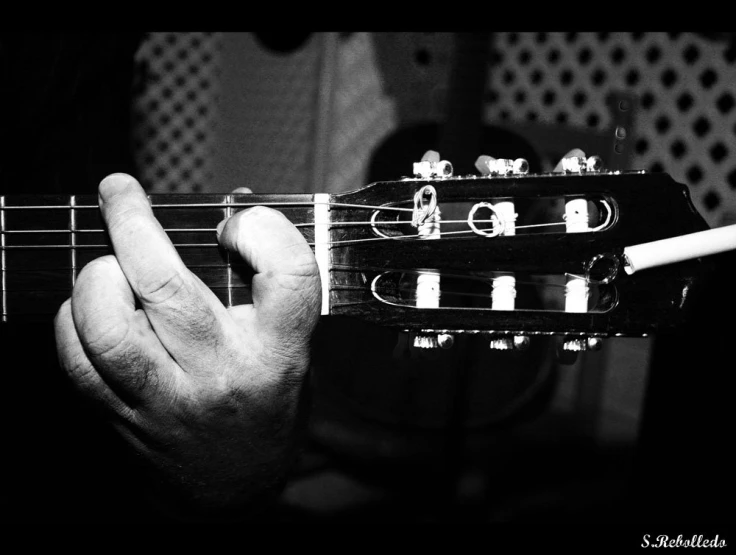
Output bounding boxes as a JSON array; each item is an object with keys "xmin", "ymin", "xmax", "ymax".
[{"xmin": 325, "ymin": 166, "xmax": 712, "ymax": 350}]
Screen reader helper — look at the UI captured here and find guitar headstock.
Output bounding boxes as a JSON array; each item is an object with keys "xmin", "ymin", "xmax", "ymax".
[{"xmin": 325, "ymin": 156, "xmax": 713, "ymax": 352}]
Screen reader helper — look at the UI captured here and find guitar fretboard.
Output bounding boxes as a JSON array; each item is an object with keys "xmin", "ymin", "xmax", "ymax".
[{"xmin": 0, "ymin": 193, "xmax": 317, "ymax": 321}]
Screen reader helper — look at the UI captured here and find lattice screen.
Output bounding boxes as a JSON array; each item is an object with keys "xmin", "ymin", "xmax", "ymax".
[
  {"xmin": 486, "ymin": 32, "xmax": 736, "ymax": 228},
  {"xmin": 325, "ymin": 33, "xmax": 397, "ymax": 194},
  {"xmin": 131, "ymin": 32, "xmax": 222, "ymax": 194},
  {"xmin": 129, "ymin": 32, "xmax": 736, "ymax": 230}
]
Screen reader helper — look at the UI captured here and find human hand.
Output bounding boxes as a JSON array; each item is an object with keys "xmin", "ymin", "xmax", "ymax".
[{"xmin": 54, "ymin": 174, "xmax": 321, "ymax": 517}]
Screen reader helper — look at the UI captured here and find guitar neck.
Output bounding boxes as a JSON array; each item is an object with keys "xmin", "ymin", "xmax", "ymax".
[
  {"xmin": 0, "ymin": 192, "xmax": 325, "ymax": 321},
  {"xmin": 1, "ymin": 171, "xmax": 718, "ymax": 339}
]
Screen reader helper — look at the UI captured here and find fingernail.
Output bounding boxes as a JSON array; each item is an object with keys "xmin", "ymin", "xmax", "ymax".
[
  {"xmin": 216, "ymin": 219, "xmax": 227, "ymax": 238},
  {"xmin": 98, "ymin": 173, "xmax": 134, "ymax": 204}
]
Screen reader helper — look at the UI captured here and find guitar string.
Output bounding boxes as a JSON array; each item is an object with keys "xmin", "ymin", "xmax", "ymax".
[
  {"xmin": 0, "ymin": 218, "xmax": 561, "ymax": 234},
  {"xmin": 3, "ymin": 264, "xmax": 609, "ymax": 291},
  {"xmin": 1, "ymin": 201, "xmax": 610, "ymax": 286},
  {"xmin": 0, "ymin": 197, "xmax": 612, "ymax": 248},
  {"xmin": 2, "ymin": 279, "xmax": 599, "ymax": 308},
  {"xmin": 0, "ymin": 201, "xmax": 415, "ymax": 211},
  {"xmin": 0, "ymin": 220, "xmax": 573, "ymax": 248}
]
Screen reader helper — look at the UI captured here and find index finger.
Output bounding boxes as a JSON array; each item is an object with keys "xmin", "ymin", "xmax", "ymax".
[{"xmin": 97, "ymin": 174, "xmax": 231, "ymax": 363}]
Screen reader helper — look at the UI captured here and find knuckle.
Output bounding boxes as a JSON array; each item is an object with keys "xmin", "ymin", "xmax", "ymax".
[
  {"xmin": 274, "ymin": 261, "xmax": 320, "ymax": 294},
  {"xmin": 135, "ymin": 270, "xmax": 187, "ymax": 306},
  {"xmin": 82, "ymin": 317, "xmax": 132, "ymax": 360}
]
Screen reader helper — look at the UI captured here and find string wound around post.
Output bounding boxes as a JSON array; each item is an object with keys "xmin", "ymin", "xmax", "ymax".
[{"xmin": 412, "ymin": 185, "xmax": 438, "ymax": 228}]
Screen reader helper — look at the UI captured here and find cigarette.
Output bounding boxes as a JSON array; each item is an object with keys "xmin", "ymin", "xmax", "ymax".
[{"xmin": 623, "ymin": 224, "xmax": 736, "ymax": 274}]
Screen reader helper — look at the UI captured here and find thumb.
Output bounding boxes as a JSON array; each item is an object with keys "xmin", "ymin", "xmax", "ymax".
[{"xmin": 216, "ymin": 206, "xmax": 322, "ymax": 348}]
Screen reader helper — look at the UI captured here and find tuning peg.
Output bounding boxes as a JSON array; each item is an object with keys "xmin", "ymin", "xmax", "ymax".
[
  {"xmin": 561, "ymin": 336, "xmax": 604, "ymax": 352},
  {"xmin": 513, "ymin": 158, "xmax": 529, "ymax": 175},
  {"xmin": 560, "ymin": 155, "xmax": 604, "ymax": 173},
  {"xmin": 560, "ymin": 156, "xmax": 587, "ymax": 173},
  {"xmin": 586, "ymin": 155, "xmax": 603, "ymax": 172},
  {"xmin": 413, "ymin": 160, "xmax": 453, "ymax": 179},
  {"xmin": 413, "ymin": 333, "xmax": 455, "ymax": 349},
  {"xmin": 513, "ymin": 335, "xmax": 531, "ymax": 350},
  {"xmin": 413, "ymin": 334, "xmax": 438, "ymax": 349},
  {"xmin": 489, "ymin": 335, "xmax": 529, "ymax": 351},
  {"xmin": 437, "ymin": 333, "xmax": 455, "ymax": 349},
  {"xmin": 489, "ymin": 337, "xmax": 513, "ymax": 350},
  {"xmin": 587, "ymin": 337, "xmax": 604, "ymax": 351},
  {"xmin": 562, "ymin": 337, "xmax": 587, "ymax": 352},
  {"xmin": 485, "ymin": 158, "xmax": 513, "ymax": 175}
]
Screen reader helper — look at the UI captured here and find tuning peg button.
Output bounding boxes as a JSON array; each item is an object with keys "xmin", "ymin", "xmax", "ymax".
[
  {"xmin": 490, "ymin": 335, "xmax": 530, "ymax": 350},
  {"xmin": 561, "ymin": 155, "xmax": 604, "ymax": 173},
  {"xmin": 413, "ymin": 333, "xmax": 455, "ymax": 349},
  {"xmin": 587, "ymin": 337, "xmax": 604, "ymax": 351},
  {"xmin": 413, "ymin": 160, "xmax": 454, "ymax": 178},
  {"xmin": 586, "ymin": 155, "xmax": 603, "ymax": 172},
  {"xmin": 413, "ymin": 334, "xmax": 438, "ymax": 349},
  {"xmin": 513, "ymin": 158, "xmax": 529, "ymax": 175},
  {"xmin": 513, "ymin": 335, "xmax": 530, "ymax": 350},
  {"xmin": 562, "ymin": 336, "xmax": 604, "ymax": 351},
  {"xmin": 562, "ymin": 338, "xmax": 587, "ymax": 351},
  {"xmin": 437, "ymin": 333, "xmax": 455, "ymax": 349},
  {"xmin": 560, "ymin": 156, "xmax": 586, "ymax": 173}
]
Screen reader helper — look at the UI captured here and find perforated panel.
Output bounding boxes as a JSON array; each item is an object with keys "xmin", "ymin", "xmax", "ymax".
[
  {"xmin": 486, "ymin": 32, "xmax": 736, "ymax": 227},
  {"xmin": 129, "ymin": 32, "xmax": 736, "ymax": 228},
  {"xmin": 131, "ymin": 32, "xmax": 222, "ymax": 193},
  {"xmin": 325, "ymin": 33, "xmax": 397, "ymax": 194}
]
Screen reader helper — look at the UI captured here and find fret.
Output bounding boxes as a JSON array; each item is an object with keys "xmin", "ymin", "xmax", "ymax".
[
  {"xmin": 70, "ymin": 195, "xmax": 77, "ymax": 287},
  {"xmin": 0, "ymin": 193, "xmax": 317, "ymax": 320},
  {"xmin": 225, "ymin": 194, "xmax": 233, "ymax": 308},
  {"xmin": 1, "ymin": 195, "xmax": 5, "ymax": 322},
  {"xmin": 314, "ymin": 193, "xmax": 330, "ymax": 315}
]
